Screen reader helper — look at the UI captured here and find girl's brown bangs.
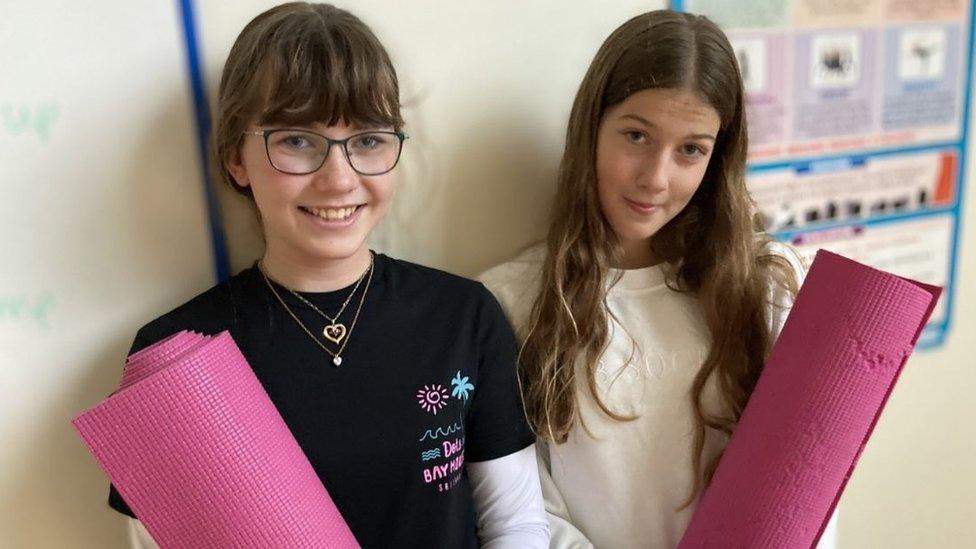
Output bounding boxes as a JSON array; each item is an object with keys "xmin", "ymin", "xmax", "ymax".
[{"xmin": 249, "ymin": 36, "xmax": 402, "ymax": 129}]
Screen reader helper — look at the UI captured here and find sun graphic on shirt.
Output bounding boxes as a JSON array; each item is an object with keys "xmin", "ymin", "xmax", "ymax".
[{"xmin": 416, "ymin": 384, "xmax": 450, "ymax": 414}]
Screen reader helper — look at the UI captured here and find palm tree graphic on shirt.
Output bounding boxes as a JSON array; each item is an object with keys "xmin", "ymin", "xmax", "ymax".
[{"xmin": 451, "ymin": 371, "xmax": 475, "ymax": 401}]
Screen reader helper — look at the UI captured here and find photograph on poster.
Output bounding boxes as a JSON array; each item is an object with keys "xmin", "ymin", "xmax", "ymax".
[
  {"xmin": 734, "ymin": 37, "xmax": 768, "ymax": 92},
  {"xmin": 751, "ymin": 151, "xmax": 957, "ymax": 232},
  {"xmin": 811, "ymin": 33, "xmax": 861, "ymax": 89},
  {"xmin": 899, "ymin": 27, "xmax": 946, "ymax": 81},
  {"xmin": 883, "ymin": 23, "xmax": 962, "ymax": 134}
]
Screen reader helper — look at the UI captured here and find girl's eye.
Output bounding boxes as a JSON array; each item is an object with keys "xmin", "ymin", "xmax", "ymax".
[
  {"xmin": 279, "ymin": 135, "xmax": 314, "ymax": 149},
  {"xmin": 680, "ymin": 143, "xmax": 707, "ymax": 158},
  {"xmin": 354, "ymin": 136, "xmax": 378, "ymax": 149},
  {"xmin": 351, "ymin": 134, "xmax": 388, "ymax": 151},
  {"xmin": 623, "ymin": 130, "xmax": 646, "ymax": 144}
]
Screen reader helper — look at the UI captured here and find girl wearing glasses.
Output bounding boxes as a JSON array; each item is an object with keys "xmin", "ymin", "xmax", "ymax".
[
  {"xmin": 480, "ymin": 10, "xmax": 837, "ymax": 548},
  {"xmin": 108, "ymin": 3, "xmax": 547, "ymax": 548}
]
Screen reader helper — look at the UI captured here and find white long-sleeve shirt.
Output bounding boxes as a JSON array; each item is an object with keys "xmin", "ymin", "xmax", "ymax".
[
  {"xmin": 124, "ymin": 418, "xmax": 549, "ymax": 549},
  {"xmin": 479, "ymin": 243, "xmax": 838, "ymax": 548}
]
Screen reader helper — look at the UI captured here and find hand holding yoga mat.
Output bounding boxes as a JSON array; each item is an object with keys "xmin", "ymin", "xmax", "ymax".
[
  {"xmin": 679, "ymin": 250, "xmax": 941, "ymax": 549},
  {"xmin": 72, "ymin": 331, "xmax": 360, "ymax": 548}
]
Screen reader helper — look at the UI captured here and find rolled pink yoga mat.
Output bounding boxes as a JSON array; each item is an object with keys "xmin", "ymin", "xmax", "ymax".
[
  {"xmin": 679, "ymin": 250, "xmax": 941, "ymax": 549},
  {"xmin": 73, "ymin": 331, "xmax": 360, "ymax": 548}
]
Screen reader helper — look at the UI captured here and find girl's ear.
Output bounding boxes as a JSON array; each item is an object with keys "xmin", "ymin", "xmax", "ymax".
[{"xmin": 226, "ymin": 149, "xmax": 251, "ymax": 188}]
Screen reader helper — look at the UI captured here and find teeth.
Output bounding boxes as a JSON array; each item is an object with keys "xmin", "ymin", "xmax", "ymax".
[{"xmin": 307, "ymin": 206, "xmax": 357, "ymax": 220}]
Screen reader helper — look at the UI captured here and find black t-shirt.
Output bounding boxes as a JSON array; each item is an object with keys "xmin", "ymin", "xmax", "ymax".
[{"xmin": 107, "ymin": 253, "xmax": 534, "ymax": 548}]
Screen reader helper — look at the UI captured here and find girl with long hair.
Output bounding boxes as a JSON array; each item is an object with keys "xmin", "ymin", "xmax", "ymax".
[
  {"xmin": 481, "ymin": 10, "xmax": 836, "ymax": 548},
  {"xmin": 107, "ymin": 3, "xmax": 548, "ymax": 547}
]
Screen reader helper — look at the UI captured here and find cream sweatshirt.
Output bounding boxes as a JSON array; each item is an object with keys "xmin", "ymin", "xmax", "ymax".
[{"xmin": 479, "ymin": 243, "xmax": 838, "ymax": 549}]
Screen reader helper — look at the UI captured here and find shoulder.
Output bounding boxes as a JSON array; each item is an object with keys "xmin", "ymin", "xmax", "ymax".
[
  {"xmin": 762, "ymin": 238, "xmax": 808, "ymax": 286},
  {"xmin": 129, "ymin": 266, "xmax": 258, "ymax": 354},
  {"xmin": 475, "ymin": 243, "xmax": 546, "ymax": 336},
  {"xmin": 380, "ymin": 254, "xmax": 517, "ymax": 351},
  {"xmin": 379, "ymin": 253, "xmax": 489, "ymax": 306},
  {"xmin": 477, "ymin": 244, "xmax": 545, "ymax": 292},
  {"xmin": 759, "ymin": 238, "xmax": 808, "ymax": 339}
]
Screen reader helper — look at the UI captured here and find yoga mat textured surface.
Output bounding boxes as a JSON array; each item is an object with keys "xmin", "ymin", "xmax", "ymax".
[
  {"xmin": 679, "ymin": 250, "xmax": 941, "ymax": 549},
  {"xmin": 73, "ymin": 331, "xmax": 360, "ymax": 548}
]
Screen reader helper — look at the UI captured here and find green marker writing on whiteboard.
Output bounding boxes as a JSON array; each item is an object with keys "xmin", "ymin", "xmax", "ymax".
[{"xmin": 1, "ymin": 102, "xmax": 59, "ymax": 142}]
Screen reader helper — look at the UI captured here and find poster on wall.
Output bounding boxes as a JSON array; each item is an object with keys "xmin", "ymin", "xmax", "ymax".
[{"xmin": 672, "ymin": 0, "xmax": 974, "ymax": 348}]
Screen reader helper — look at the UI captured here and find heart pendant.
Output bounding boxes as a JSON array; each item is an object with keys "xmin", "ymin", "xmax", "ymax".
[
  {"xmin": 323, "ymin": 323, "xmax": 347, "ymax": 344},
  {"xmin": 333, "ymin": 356, "xmax": 342, "ymax": 367}
]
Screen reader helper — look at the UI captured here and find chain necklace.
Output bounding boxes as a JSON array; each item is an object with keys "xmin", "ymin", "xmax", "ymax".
[
  {"xmin": 258, "ymin": 255, "xmax": 374, "ymax": 367},
  {"xmin": 281, "ymin": 257, "xmax": 371, "ymax": 345}
]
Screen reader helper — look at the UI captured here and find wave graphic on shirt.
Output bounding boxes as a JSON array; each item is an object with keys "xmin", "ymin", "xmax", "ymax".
[{"xmin": 418, "ymin": 421, "xmax": 462, "ymax": 442}]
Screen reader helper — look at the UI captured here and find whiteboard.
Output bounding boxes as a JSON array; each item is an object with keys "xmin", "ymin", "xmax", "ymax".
[{"xmin": 0, "ymin": 1, "xmax": 215, "ymax": 546}]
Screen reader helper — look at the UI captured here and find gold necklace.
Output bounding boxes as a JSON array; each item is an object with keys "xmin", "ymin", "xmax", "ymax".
[
  {"xmin": 258, "ymin": 257, "xmax": 374, "ymax": 367},
  {"xmin": 279, "ymin": 257, "xmax": 371, "ymax": 345}
]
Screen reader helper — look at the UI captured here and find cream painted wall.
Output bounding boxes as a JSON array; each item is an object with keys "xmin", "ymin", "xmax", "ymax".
[{"xmin": 3, "ymin": 1, "xmax": 971, "ymax": 547}]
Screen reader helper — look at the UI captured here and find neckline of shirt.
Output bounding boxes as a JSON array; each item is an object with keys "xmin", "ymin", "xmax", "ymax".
[
  {"xmin": 608, "ymin": 262, "xmax": 668, "ymax": 293},
  {"xmin": 248, "ymin": 251, "xmax": 388, "ymax": 309}
]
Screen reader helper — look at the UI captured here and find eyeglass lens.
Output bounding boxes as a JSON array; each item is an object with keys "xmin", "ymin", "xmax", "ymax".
[{"xmin": 266, "ymin": 130, "xmax": 401, "ymax": 175}]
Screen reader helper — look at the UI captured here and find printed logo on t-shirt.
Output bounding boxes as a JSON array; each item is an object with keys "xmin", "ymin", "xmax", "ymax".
[
  {"xmin": 416, "ymin": 384, "xmax": 450, "ymax": 414},
  {"xmin": 415, "ymin": 370, "xmax": 474, "ymax": 494},
  {"xmin": 593, "ymin": 346, "xmax": 709, "ymax": 415},
  {"xmin": 596, "ymin": 347, "xmax": 707, "ymax": 386}
]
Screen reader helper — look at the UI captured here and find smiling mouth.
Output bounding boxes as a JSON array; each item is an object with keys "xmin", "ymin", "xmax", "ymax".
[
  {"xmin": 299, "ymin": 205, "xmax": 364, "ymax": 221},
  {"xmin": 625, "ymin": 198, "xmax": 661, "ymax": 212}
]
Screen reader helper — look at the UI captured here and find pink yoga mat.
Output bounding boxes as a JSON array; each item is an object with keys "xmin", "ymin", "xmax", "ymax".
[
  {"xmin": 73, "ymin": 331, "xmax": 360, "ymax": 548},
  {"xmin": 679, "ymin": 250, "xmax": 940, "ymax": 549}
]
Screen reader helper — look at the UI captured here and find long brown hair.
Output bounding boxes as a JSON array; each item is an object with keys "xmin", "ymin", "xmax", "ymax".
[
  {"xmin": 211, "ymin": 2, "xmax": 403, "ymax": 199},
  {"xmin": 518, "ymin": 10, "xmax": 798, "ymax": 506}
]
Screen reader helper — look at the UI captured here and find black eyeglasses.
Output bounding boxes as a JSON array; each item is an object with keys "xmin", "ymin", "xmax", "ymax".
[{"xmin": 242, "ymin": 128, "xmax": 407, "ymax": 176}]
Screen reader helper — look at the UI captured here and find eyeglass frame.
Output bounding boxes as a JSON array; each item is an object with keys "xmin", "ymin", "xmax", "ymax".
[{"xmin": 241, "ymin": 128, "xmax": 408, "ymax": 176}]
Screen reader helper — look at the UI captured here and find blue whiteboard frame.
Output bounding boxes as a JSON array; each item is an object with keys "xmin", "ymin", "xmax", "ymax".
[{"xmin": 178, "ymin": 0, "xmax": 230, "ymax": 283}]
